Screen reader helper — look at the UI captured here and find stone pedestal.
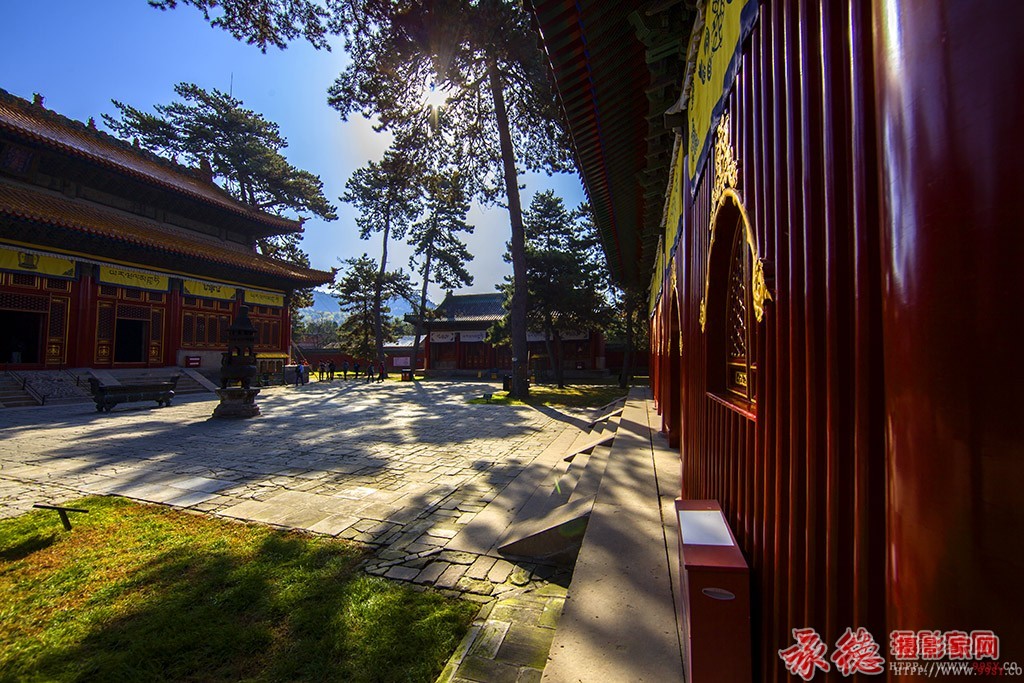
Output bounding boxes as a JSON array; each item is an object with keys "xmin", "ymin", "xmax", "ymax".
[{"xmin": 212, "ymin": 387, "xmax": 261, "ymax": 418}]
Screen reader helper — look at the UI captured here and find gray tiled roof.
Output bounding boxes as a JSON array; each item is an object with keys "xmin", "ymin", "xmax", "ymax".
[{"xmin": 433, "ymin": 293, "xmax": 506, "ymax": 323}]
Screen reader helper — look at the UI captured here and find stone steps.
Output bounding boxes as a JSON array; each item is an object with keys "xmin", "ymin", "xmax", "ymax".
[
  {"xmin": 493, "ymin": 434, "xmax": 617, "ymax": 565},
  {"xmin": 0, "ymin": 375, "xmax": 38, "ymax": 408}
]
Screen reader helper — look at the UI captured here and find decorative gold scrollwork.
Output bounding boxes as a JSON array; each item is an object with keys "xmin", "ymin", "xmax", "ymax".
[{"xmin": 700, "ymin": 112, "xmax": 772, "ymax": 332}]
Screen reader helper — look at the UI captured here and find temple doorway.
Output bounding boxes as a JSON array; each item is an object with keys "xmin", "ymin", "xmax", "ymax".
[
  {"xmin": 114, "ymin": 319, "xmax": 148, "ymax": 363},
  {"xmin": 0, "ymin": 310, "xmax": 43, "ymax": 364}
]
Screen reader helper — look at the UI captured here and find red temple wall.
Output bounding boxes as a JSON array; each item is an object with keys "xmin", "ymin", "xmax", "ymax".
[{"xmin": 651, "ymin": 1, "xmax": 1024, "ymax": 679}]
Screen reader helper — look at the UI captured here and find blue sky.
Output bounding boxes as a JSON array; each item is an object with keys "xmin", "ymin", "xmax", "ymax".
[{"xmin": 0, "ymin": 0, "xmax": 586, "ymax": 301}]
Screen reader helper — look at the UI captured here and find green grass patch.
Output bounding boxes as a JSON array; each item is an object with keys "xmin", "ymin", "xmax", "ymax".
[
  {"xmin": 468, "ymin": 383, "xmax": 628, "ymax": 408},
  {"xmin": 0, "ymin": 497, "xmax": 475, "ymax": 682}
]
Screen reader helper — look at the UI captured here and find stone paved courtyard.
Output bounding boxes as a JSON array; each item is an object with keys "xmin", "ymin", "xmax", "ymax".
[{"xmin": 0, "ymin": 378, "xmax": 590, "ymax": 681}]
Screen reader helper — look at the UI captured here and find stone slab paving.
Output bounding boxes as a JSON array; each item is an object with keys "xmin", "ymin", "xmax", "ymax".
[{"xmin": 0, "ymin": 379, "xmax": 592, "ymax": 680}]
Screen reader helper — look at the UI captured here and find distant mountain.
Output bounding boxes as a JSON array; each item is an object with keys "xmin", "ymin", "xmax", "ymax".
[{"xmin": 298, "ymin": 290, "xmax": 433, "ymax": 323}]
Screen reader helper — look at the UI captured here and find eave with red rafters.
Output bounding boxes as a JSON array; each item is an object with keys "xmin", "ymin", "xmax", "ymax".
[
  {"xmin": 528, "ymin": 0, "xmax": 691, "ymax": 291},
  {"xmin": 0, "ymin": 88, "xmax": 302, "ymax": 237}
]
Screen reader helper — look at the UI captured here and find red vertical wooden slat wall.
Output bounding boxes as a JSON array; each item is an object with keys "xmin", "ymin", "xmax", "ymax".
[{"xmin": 656, "ymin": 1, "xmax": 887, "ymax": 680}]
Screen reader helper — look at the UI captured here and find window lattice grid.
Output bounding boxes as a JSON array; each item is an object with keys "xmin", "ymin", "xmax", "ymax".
[
  {"xmin": 196, "ymin": 316, "xmax": 206, "ymax": 342},
  {"xmin": 123, "ymin": 289, "xmax": 144, "ymax": 300},
  {"xmin": 48, "ymin": 300, "xmax": 67, "ymax": 337},
  {"xmin": 44, "ymin": 278, "xmax": 70, "ymax": 292},
  {"xmin": 727, "ymin": 233, "xmax": 749, "ymax": 363},
  {"xmin": 151, "ymin": 311, "xmax": 163, "ymax": 341},
  {"xmin": 219, "ymin": 315, "xmax": 230, "ymax": 344},
  {"xmin": 10, "ymin": 273, "xmax": 37, "ymax": 288},
  {"xmin": 117, "ymin": 304, "xmax": 150, "ymax": 320},
  {"xmin": 97, "ymin": 304, "xmax": 115, "ymax": 340},
  {"xmin": 0, "ymin": 292, "xmax": 48, "ymax": 312},
  {"xmin": 99, "ymin": 285, "xmax": 118, "ymax": 297},
  {"xmin": 182, "ymin": 313, "xmax": 194, "ymax": 344}
]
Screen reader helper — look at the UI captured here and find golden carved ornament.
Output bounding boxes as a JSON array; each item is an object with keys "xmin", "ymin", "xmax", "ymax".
[{"xmin": 700, "ymin": 112, "xmax": 772, "ymax": 332}]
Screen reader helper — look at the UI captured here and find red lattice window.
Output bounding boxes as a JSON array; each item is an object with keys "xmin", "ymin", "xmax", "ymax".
[
  {"xmin": 706, "ymin": 207, "xmax": 759, "ymax": 410},
  {"xmin": 182, "ymin": 313, "xmax": 194, "ymax": 344},
  {"xmin": 123, "ymin": 289, "xmax": 143, "ymax": 300},
  {"xmin": 117, "ymin": 304, "xmax": 150, "ymax": 320},
  {"xmin": 184, "ymin": 296, "xmax": 198, "ymax": 307},
  {"xmin": 724, "ymin": 227, "xmax": 757, "ymax": 402},
  {"xmin": 10, "ymin": 273, "xmax": 37, "ymax": 288},
  {"xmin": 151, "ymin": 310, "xmax": 163, "ymax": 341},
  {"xmin": 149, "ymin": 292, "xmax": 164, "ymax": 303},
  {"xmin": 0, "ymin": 292, "xmax": 48, "ymax": 311},
  {"xmin": 45, "ymin": 278, "xmax": 70, "ymax": 291},
  {"xmin": 100, "ymin": 285, "xmax": 118, "ymax": 297},
  {"xmin": 218, "ymin": 300, "xmax": 232, "ymax": 310},
  {"xmin": 48, "ymin": 299, "xmax": 67, "ymax": 337},
  {"xmin": 97, "ymin": 304, "xmax": 115, "ymax": 340},
  {"xmin": 218, "ymin": 315, "xmax": 230, "ymax": 344},
  {"xmin": 196, "ymin": 316, "xmax": 206, "ymax": 342}
]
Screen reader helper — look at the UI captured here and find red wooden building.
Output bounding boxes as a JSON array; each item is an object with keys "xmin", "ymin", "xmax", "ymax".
[
  {"xmin": 531, "ymin": 1, "xmax": 1023, "ymax": 681},
  {"xmin": 419, "ymin": 292, "xmax": 605, "ymax": 375},
  {"xmin": 0, "ymin": 89, "xmax": 332, "ymax": 375}
]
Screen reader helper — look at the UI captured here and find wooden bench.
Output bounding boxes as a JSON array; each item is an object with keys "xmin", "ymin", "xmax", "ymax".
[{"xmin": 87, "ymin": 376, "xmax": 178, "ymax": 413}]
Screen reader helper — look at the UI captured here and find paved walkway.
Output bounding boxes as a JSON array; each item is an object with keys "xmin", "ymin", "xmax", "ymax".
[{"xmin": 0, "ymin": 379, "xmax": 586, "ymax": 680}]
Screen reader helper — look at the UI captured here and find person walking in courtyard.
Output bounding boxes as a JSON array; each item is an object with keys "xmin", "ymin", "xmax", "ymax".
[
  {"xmin": 377, "ymin": 363, "xmax": 386, "ymax": 383},
  {"xmin": 328, "ymin": 359, "xmax": 336, "ymax": 381},
  {"xmin": 342, "ymin": 360, "xmax": 349, "ymax": 380},
  {"xmin": 353, "ymin": 361, "xmax": 360, "ymax": 380},
  {"xmin": 294, "ymin": 363, "xmax": 301, "ymax": 386},
  {"xmin": 366, "ymin": 362, "xmax": 375, "ymax": 383}
]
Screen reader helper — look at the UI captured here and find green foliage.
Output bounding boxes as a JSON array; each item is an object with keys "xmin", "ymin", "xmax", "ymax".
[
  {"xmin": 328, "ymin": 1, "xmax": 572, "ymax": 200},
  {"xmin": 104, "ymin": 83, "xmax": 337, "ymax": 222},
  {"xmin": 149, "ymin": 0, "xmax": 576, "ymax": 399},
  {"xmin": 343, "ymin": 148, "xmax": 422, "ymax": 367},
  {"xmin": 466, "ymin": 383, "xmax": 627, "ymax": 408},
  {"xmin": 0, "ymin": 496, "xmax": 474, "ymax": 682},
  {"xmin": 333, "ymin": 255, "xmax": 412, "ymax": 360},
  {"xmin": 295, "ymin": 311, "xmax": 340, "ymax": 348},
  {"xmin": 147, "ymin": 0, "xmax": 341, "ymax": 52},
  {"xmin": 343, "ymin": 149, "xmax": 421, "ymax": 243},
  {"xmin": 103, "ymin": 82, "xmax": 337, "ymax": 318},
  {"xmin": 327, "ymin": 0, "xmax": 574, "ymax": 398},
  {"xmin": 495, "ymin": 192, "xmax": 612, "ymax": 386},
  {"xmin": 408, "ymin": 172, "xmax": 474, "ymax": 293}
]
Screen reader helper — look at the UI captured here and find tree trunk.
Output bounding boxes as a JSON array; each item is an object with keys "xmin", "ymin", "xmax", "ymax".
[
  {"xmin": 412, "ymin": 241, "xmax": 434, "ymax": 375},
  {"xmin": 488, "ymin": 56, "xmax": 529, "ymax": 399},
  {"xmin": 374, "ymin": 213, "xmax": 391, "ymax": 377},
  {"xmin": 542, "ymin": 334, "xmax": 554, "ymax": 386},
  {"xmin": 552, "ymin": 330, "xmax": 565, "ymax": 388}
]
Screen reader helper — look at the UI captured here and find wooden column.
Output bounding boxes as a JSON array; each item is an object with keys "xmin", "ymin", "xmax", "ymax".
[{"xmin": 874, "ymin": 0, "xmax": 1024, "ymax": 658}]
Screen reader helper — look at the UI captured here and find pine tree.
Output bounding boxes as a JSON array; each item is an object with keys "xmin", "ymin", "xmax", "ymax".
[
  {"xmin": 342, "ymin": 149, "xmax": 421, "ymax": 375},
  {"xmin": 408, "ymin": 171, "xmax": 474, "ymax": 372},
  {"xmin": 103, "ymin": 82, "xmax": 337, "ymax": 310},
  {"xmin": 507, "ymin": 192, "xmax": 612, "ymax": 388},
  {"xmin": 333, "ymin": 255, "xmax": 413, "ymax": 363},
  {"xmin": 329, "ymin": 1, "xmax": 573, "ymax": 398}
]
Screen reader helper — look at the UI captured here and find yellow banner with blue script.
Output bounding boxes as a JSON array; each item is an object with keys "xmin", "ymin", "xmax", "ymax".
[
  {"xmin": 99, "ymin": 266, "xmax": 169, "ymax": 291},
  {"xmin": 184, "ymin": 279, "xmax": 236, "ymax": 301},
  {"xmin": 0, "ymin": 246, "xmax": 75, "ymax": 278},
  {"xmin": 244, "ymin": 289, "xmax": 285, "ymax": 308},
  {"xmin": 687, "ymin": 0, "xmax": 758, "ymax": 190}
]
